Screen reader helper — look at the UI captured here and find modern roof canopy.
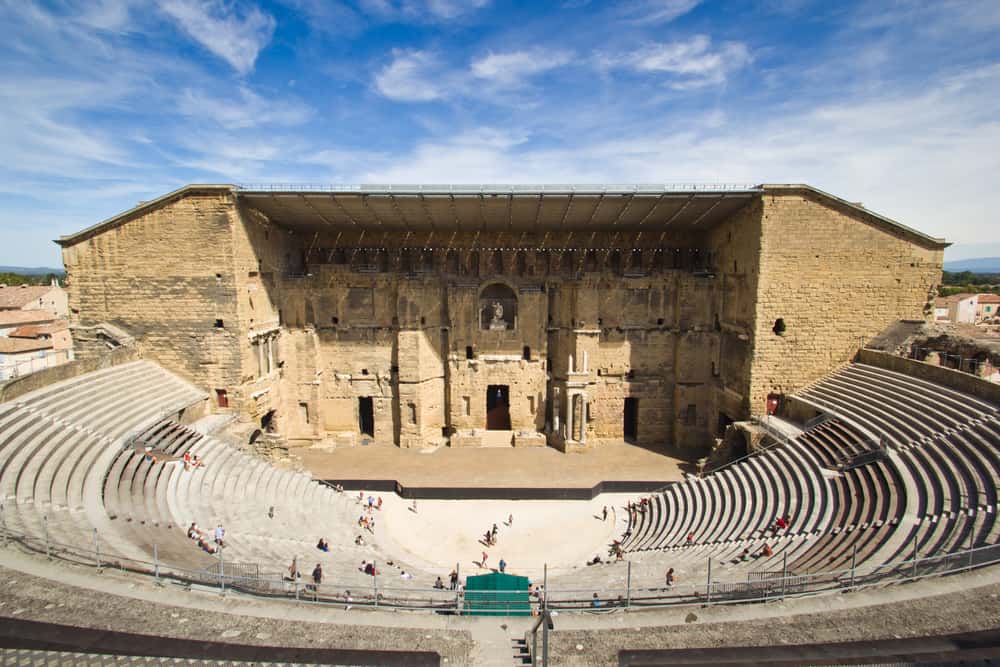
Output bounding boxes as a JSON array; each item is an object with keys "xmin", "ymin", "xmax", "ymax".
[
  {"xmin": 55, "ymin": 183, "xmax": 949, "ymax": 248},
  {"xmin": 237, "ymin": 185, "xmax": 758, "ymax": 234}
]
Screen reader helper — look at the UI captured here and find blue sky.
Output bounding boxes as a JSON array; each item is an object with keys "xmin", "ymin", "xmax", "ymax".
[{"xmin": 1, "ymin": 0, "xmax": 998, "ymax": 267}]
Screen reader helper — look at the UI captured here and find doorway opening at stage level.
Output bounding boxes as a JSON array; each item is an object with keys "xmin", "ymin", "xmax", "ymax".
[
  {"xmin": 359, "ymin": 396, "xmax": 374, "ymax": 437},
  {"xmin": 486, "ymin": 385, "xmax": 511, "ymax": 430},
  {"xmin": 624, "ymin": 397, "xmax": 639, "ymax": 442}
]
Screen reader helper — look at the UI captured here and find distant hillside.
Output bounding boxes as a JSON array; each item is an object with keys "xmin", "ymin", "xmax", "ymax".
[
  {"xmin": 0, "ymin": 266, "xmax": 66, "ymax": 287},
  {"xmin": 0, "ymin": 266, "xmax": 65, "ymax": 276},
  {"xmin": 943, "ymin": 257, "xmax": 1000, "ymax": 273}
]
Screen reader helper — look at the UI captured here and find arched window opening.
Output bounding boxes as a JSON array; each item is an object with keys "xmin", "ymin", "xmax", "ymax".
[{"xmin": 479, "ymin": 283, "xmax": 517, "ymax": 330}]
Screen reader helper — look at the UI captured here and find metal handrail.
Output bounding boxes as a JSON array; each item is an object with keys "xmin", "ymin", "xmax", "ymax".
[
  {"xmin": 644, "ymin": 416, "xmax": 792, "ymax": 500},
  {"xmin": 2, "ymin": 508, "xmax": 997, "ymax": 615},
  {"xmin": 236, "ymin": 183, "xmax": 762, "ymax": 194},
  {"xmin": 791, "ymin": 395, "xmax": 883, "ymax": 449}
]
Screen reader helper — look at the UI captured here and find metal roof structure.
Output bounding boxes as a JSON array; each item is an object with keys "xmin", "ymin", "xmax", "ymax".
[
  {"xmin": 55, "ymin": 183, "xmax": 949, "ymax": 248},
  {"xmin": 236, "ymin": 185, "xmax": 759, "ymax": 234}
]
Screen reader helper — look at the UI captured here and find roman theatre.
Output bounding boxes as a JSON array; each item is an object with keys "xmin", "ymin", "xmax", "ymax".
[
  {"xmin": 3, "ymin": 183, "xmax": 1000, "ymax": 664},
  {"xmin": 57, "ymin": 184, "xmax": 944, "ymax": 459}
]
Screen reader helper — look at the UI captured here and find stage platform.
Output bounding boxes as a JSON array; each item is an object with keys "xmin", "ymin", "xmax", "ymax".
[{"xmin": 295, "ymin": 442, "xmax": 687, "ymax": 499}]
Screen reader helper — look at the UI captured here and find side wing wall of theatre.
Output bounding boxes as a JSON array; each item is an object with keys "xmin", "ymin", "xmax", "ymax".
[
  {"xmin": 61, "ymin": 190, "xmax": 243, "ymax": 396},
  {"xmin": 747, "ymin": 191, "xmax": 944, "ymax": 414}
]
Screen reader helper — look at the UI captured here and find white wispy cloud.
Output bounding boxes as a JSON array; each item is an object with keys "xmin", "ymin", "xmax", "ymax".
[
  {"xmin": 616, "ymin": 0, "xmax": 701, "ymax": 24},
  {"xmin": 375, "ymin": 47, "xmax": 575, "ymax": 102},
  {"xmin": 374, "ymin": 50, "xmax": 447, "ymax": 101},
  {"xmin": 0, "ymin": 76, "xmax": 133, "ymax": 176},
  {"xmin": 360, "ymin": 0, "xmax": 490, "ymax": 21},
  {"xmin": 470, "ymin": 49, "xmax": 574, "ymax": 86},
  {"xmin": 176, "ymin": 86, "xmax": 313, "ymax": 129},
  {"xmin": 602, "ymin": 35, "xmax": 751, "ymax": 89},
  {"xmin": 75, "ymin": 0, "xmax": 134, "ymax": 32},
  {"xmin": 158, "ymin": 0, "xmax": 275, "ymax": 75},
  {"xmin": 342, "ymin": 62, "xmax": 1000, "ymax": 245}
]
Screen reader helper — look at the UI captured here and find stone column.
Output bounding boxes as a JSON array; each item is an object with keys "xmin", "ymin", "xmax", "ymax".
[
  {"xmin": 581, "ymin": 394, "xmax": 587, "ymax": 443},
  {"xmin": 553, "ymin": 388, "xmax": 560, "ymax": 433},
  {"xmin": 566, "ymin": 391, "xmax": 575, "ymax": 442}
]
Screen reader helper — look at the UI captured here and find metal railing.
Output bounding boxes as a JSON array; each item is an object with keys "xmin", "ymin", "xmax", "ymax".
[
  {"xmin": 2, "ymin": 506, "xmax": 998, "ymax": 617},
  {"xmin": 909, "ymin": 346, "xmax": 998, "ymax": 382},
  {"xmin": 791, "ymin": 395, "xmax": 883, "ymax": 450},
  {"xmin": 236, "ymin": 183, "xmax": 762, "ymax": 194}
]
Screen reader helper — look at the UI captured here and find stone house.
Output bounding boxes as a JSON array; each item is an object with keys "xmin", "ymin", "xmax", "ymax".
[
  {"xmin": 0, "ymin": 282, "xmax": 68, "ymax": 318},
  {"xmin": 976, "ymin": 294, "xmax": 1000, "ymax": 322}
]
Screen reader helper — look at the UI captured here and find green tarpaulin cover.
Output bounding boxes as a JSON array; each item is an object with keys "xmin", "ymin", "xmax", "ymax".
[{"xmin": 463, "ymin": 571, "xmax": 531, "ymax": 616}]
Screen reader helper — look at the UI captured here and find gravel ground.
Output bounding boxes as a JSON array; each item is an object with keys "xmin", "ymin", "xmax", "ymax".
[
  {"xmin": 0, "ymin": 562, "xmax": 475, "ymax": 665},
  {"xmin": 1, "ymin": 547, "xmax": 999, "ymax": 667},
  {"xmin": 548, "ymin": 575, "xmax": 1000, "ymax": 666}
]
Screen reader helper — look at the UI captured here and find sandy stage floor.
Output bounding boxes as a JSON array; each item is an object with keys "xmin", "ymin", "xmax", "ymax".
[
  {"xmin": 296, "ymin": 442, "xmax": 687, "ymax": 488},
  {"xmin": 362, "ymin": 492, "xmax": 633, "ymax": 578},
  {"xmin": 297, "ymin": 443, "xmax": 684, "ymax": 580}
]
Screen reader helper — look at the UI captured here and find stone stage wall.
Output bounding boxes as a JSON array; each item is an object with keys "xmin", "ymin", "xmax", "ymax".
[{"xmin": 59, "ymin": 186, "xmax": 945, "ymax": 457}]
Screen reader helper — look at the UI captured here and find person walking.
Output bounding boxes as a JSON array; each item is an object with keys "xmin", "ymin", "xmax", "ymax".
[
  {"xmin": 602, "ymin": 506, "xmax": 608, "ymax": 521},
  {"xmin": 481, "ymin": 551, "xmax": 488, "ymax": 568},
  {"xmin": 312, "ymin": 563, "xmax": 323, "ymax": 586},
  {"xmin": 499, "ymin": 557, "xmax": 507, "ymax": 573},
  {"xmin": 449, "ymin": 569, "xmax": 459, "ymax": 590},
  {"xmin": 665, "ymin": 568, "xmax": 675, "ymax": 588}
]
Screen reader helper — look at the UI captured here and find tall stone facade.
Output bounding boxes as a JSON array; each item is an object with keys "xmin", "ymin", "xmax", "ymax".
[{"xmin": 58, "ymin": 184, "xmax": 946, "ymax": 456}]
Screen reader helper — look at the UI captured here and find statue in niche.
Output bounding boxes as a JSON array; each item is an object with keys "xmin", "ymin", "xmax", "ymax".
[{"xmin": 489, "ymin": 300, "xmax": 507, "ymax": 330}]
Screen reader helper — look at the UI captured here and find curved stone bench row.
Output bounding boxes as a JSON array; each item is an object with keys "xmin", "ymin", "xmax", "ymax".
[
  {"xmin": 0, "ymin": 362, "xmax": 206, "ymax": 565},
  {"xmin": 623, "ymin": 443, "xmax": 833, "ymax": 571},
  {"xmin": 103, "ymin": 419, "xmax": 432, "ymax": 590},
  {"xmin": 619, "ymin": 410, "xmax": 910, "ymax": 577},
  {"xmin": 790, "ymin": 421, "xmax": 903, "ymax": 572},
  {"xmin": 794, "ymin": 362, "xmax": 1000, "ymax": 572},
  {"xmin": 798, "ymin": 364, "xmax": 998, "ymax": 451}
]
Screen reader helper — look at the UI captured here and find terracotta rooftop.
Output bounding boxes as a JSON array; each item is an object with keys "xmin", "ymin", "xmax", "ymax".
[
  {"xmin": 8, "ymin": 320, "xmax": 68, "ymax": 339},
  {"xmin": 0, "ymin": 337, "xmax": 52, "ymax": 354},
  {"xmin": 0, "ymin": 310, "xmax": 58, "ymax": 327},
  {"xmin": 977, "ymin": 294, "xmax": 1000, "ymax": 303},
  {"xmin": 938, "ymin": 293, "xmax": 977, "ymax": 303},
  {"xmin": 0, "ymin": 285, "xmax": 57, "ymax": 310}
]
